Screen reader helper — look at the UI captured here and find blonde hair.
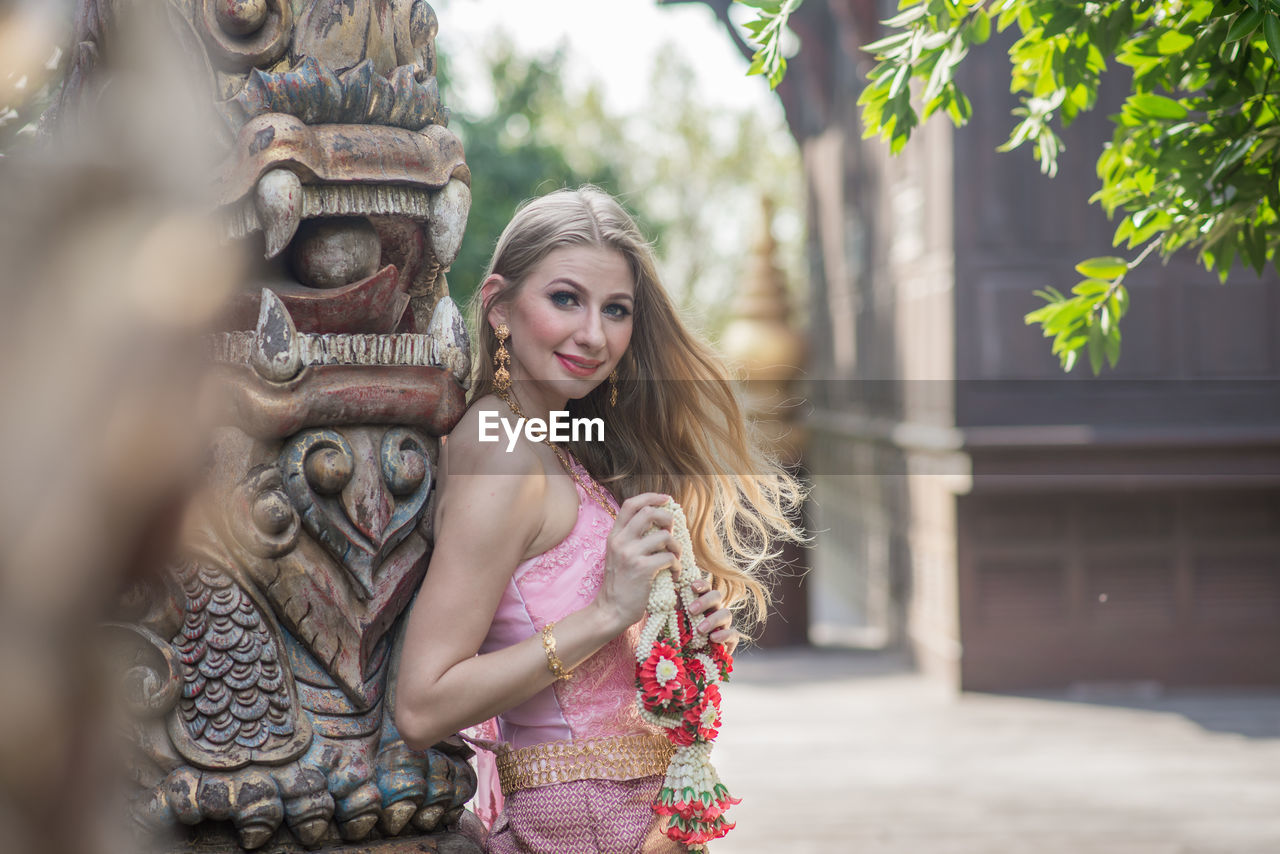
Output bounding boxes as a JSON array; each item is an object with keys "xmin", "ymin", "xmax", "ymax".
[{"xmin": 470, "ymin": 187, "xmax": 805, "ymax": 626}]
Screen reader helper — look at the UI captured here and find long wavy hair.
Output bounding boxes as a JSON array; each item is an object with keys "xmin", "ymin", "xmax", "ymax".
[{"xmin": 469, "ymin": 187, "xmax": 805, "ymax": 625}]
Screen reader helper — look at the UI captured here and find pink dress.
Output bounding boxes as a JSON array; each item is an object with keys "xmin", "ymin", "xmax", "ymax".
[{"xmin": 475, "ymin": 456, "xmax": 681, "ymax": 854}]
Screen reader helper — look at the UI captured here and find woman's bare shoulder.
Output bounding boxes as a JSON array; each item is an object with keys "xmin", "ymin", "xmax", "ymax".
[
  {"xmin": 434, "ymin": 398, "xmax": 548, "ymax": 552},
  {"xmin": 444, "ymin": 396, "xmax": 541, "ymax": 478}
]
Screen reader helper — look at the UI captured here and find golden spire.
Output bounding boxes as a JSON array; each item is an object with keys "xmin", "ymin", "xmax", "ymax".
[{"xmin": 720, "ymin": 197, "xmax": 806, "ymax": 463}]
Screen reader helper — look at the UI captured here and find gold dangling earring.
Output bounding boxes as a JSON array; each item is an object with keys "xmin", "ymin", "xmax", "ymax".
[
  {"xmin": 608, "ymin": 368, "xmax": 618, "ymax": 407},
  {"xmin": 494, "ymin": 323, "xmax": 511, "ymax": 393}
]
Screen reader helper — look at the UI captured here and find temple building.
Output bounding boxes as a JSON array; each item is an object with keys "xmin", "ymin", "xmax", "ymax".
[{"xmin": 801, "ymin": 27, "xmax": 1280, "ymax": 690}]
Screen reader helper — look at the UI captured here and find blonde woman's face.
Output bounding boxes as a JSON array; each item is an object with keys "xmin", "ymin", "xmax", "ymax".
[{"xmin": 495, "ymin": 245, "xmax": 634, "ymax": 403}]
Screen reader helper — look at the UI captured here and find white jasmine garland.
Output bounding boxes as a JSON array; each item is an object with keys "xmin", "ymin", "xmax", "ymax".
[{"xmin": 634, "ymin": 499, "xmax": 739, "ymax": 851}]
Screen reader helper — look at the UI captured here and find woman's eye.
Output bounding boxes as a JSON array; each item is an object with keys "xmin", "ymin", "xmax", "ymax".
[
  {"xmin": 550, "ymin": 291, "xmax": 578, "ymax": 307},
  {"xmin": 604, "ymin": 303, "xmax": 632, "ymax": 318}
]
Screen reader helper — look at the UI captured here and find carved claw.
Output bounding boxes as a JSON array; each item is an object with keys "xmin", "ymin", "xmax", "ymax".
[
  {"xmin": 251, "ymin": 289, "xmax": 301, "ymax": 381},
  {"xmin": 137, "ymin": 765, "xmax": 286, "ymax": 849},
  {"xmin": 163, "ymin": 766, "xmax": 203, "ymax": 825},
  {"xmin": 228, "ymin": 769, "xmax": 285, "ymax": 850},
  {"xmin": 329, "ymin": 758, "xmax": 381, "ymax": 842},
  {"xmin": 293, "ymin": 817, "xmax": 330, "ymax": 849},
  {"xmin": 238, "ymin": 823, "xmax": 276, "ymax": 851},
  {"xmin": 411, "ymin": 803, "xmax": 446, "ymax": 833},
  {"xmin": 408, "ymin": 747, "xmax": 475, "ymax": 832},
  {"xmin": 255, "ymin": 167, "xmax": 304, "ymax": 260},
  {"xmin": 380, "ymin": 800, "xmax": 418, "ymax": 837},
  {"xmin": 374, "ymin": 738, "xmax": 427, "ymax": 836},
  {"xmin": 273, "ymin": 765, "xmax": 333, "ymax": 848},
  {"xmin": 338, "ymin": 809, "xmax": 380, "ymax": 843}
]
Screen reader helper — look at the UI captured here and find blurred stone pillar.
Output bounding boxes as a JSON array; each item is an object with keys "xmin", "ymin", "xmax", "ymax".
[
  {"xmin": 720, "ymin": 198, "xmax": 810, "ymax": 647},
  {"xmin": 35, "ymin": 2, "xmax": 485, "ymax": 851}
]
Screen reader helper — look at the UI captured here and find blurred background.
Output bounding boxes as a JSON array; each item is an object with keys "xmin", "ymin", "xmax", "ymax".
[
  {"xmin": 3, "ymin": 0, "xmax": 1279, "ymax": 851},
  {"xmin": 428, "ymin": 0, "xmax": 1280, "ymax": 690},
  {"xmin": 428, "ymin": 1, "xmax": 1280, "ymax": 850}
]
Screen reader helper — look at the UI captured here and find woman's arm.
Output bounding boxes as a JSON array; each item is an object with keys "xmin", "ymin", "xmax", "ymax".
[{"xmin": 393, "ymin": 425, "xmax": 681, "ymax": 750}]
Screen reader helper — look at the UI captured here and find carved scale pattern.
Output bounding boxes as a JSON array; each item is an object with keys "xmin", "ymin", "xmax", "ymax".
[{"xmin": 172, "ymin": 562, "xmax": 294, "ymax": 750}]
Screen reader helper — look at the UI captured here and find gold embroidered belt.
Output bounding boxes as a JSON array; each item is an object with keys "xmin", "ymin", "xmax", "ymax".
[{"xmin": 494, "ymin": 733, "xmax": 674, "ymax": 794}]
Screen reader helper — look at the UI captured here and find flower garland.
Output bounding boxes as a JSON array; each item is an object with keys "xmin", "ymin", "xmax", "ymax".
[{"xmin": 635, "ymin": 499, "xmax": 739, "ymax": 850}]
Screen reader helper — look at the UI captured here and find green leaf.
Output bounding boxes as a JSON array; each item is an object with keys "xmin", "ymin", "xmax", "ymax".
[
  {"xmin": 948, "ymin": 89, "xmax": 973, "ymax": 123},
  {"xmin": 1127, "ymin": 93, "xmax": 1188, "ymax": 120},
  {"xmin": 1042, "ymin": 5, "xmax": 1084, "ymax": 38},
  {"xmin": 1024, "ymin": 304, "xmax": 1057, "ymax": 325},
  {"xmin": 1243, "ymin": 224, "xmax": 1267, "ymax": 274},
  {"xmin": 1219, "ymin": 35, "xmax": 1244, "ymax": 63},
  {"xmin": 1043, "ymin": 302, "xmax": 1086, "ymax": 335},
  {"xmin": 1209, "ymin": 135, "xmax": 1255, "ymax": 185},
  {"xmin": 1265, "ymin": 13, "xmax": 1280, "ymax": 63},
  {"xmin": 1072, "ymin": 278, "xmax": 1111, "ymax": 297},
  {"xmin": 996, "ymin": 5, "xmax": 1020, "ymax": 33},
  {"xmin": 882, "ymin": 4, "xmax": 928, "ymax": 29},
  {"xmin": 1087, "ymin": 324, "xmax": 1105, "ymax": 374},
  {"xmin": 888, "ymin": 62, "xmax": 912, "ymax": 99},
  {"xmin": 1074, "ymin": 256, "xmax": 1129, "ymax": 279},
  {"xmin": 966, "ymin": 9, "xmax": 992, "ymax": 44},
  {"xmin": 1110, "ymin": 285, "xmax": 1130, "ymax": 320},
  {"xmin": 739, "ymin": 0, "xmax": 803, "ymax": 89},
  {"xmin": 863, "ymin": 30, "xmax": 913, "ymax": 55},
  {"xmin": 1114, "ymin": 215, "xmax": 1135, "ymax": 247},
  {"xmin": 1155, "ymin": 30, "xmax": 1196, "ymax": 54},
  {"xmin": 1026, "ymin": 302, "xmax": 1072, "ymax": 331},
  {"xmin": 1226, "ymin": 8, "xmax": 1265, "ymax": 43},
  {"xmin": 768, "ymin": 56, "xmax": 789, "ymax": 88},
  {"xmin": 1033, "ymin": 47, "xmax": 1059, "ymax": 99},
  {"xmin": 1104, "ymin": 327, "xmax": 1122, "ymax": 368},
  {"xmin": 1053, "ymin": 332, "xmax": 1087, "ymax": 356}
]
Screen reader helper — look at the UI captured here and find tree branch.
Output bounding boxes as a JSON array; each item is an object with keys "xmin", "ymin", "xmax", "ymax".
[{"xmin": 659, "ymin": 0, "xmax": 759, "ymax": 67}]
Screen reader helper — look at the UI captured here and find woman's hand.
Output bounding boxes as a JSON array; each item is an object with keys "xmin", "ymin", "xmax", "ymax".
[
  {"xmin": 688, "ymin": 578, "xmax": 740, "ymax": 654},
  {"xmin": 593, "ymin": 493, "xmax": 681, "ymax": 632}
]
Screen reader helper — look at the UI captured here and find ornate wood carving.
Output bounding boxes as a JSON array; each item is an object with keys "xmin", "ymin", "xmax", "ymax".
[{"xmin": 52, "ymin": 0, "xmax": 483, "ymax": 849}]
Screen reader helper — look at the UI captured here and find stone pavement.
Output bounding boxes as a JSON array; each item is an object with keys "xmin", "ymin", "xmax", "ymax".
[{"xmin": 712, "ymin": 647, "xmax": 1280, "ymax": 854}]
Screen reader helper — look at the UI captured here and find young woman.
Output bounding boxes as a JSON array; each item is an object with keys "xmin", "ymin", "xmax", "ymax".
[{"xmin": 395, "ymin": 187, "xmax": 804, "ymax": 852}]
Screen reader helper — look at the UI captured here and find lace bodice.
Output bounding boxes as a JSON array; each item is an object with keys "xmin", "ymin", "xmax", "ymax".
[{"xmin": 477, "ymin": 456, "xmax": 654, "ymax": 750}]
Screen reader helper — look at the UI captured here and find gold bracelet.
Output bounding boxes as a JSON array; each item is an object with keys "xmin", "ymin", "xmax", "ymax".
[{"xmin": 541, "ymin": 622, "xmax": 573, "ymax": 681}]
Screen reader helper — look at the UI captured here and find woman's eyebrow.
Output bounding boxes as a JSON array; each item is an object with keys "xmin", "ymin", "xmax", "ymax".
[
  {"xmin": 547, "ymin": 278, "xmax": 634, "ymax": 302},
  {"xmin": 546, "ymin": 277, "xmax": 585, "ymax": 293}
]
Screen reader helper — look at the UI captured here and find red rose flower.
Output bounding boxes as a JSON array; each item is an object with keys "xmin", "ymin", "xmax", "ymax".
[
  {"xmin": 684, "ymin": 683, "xmax": 722, "ymax": 741},
  {"xmin": 709, "ymin": 640, "xmax": 734, "ymax": 680},
  {"xmin": 666, "ymin": 720, "xmax": 698, "ymax": 746},
  {"xmin": 676, "ymin": 608, "xmax": 693, "ymax": 645},
  {"xmin": 685, "ymin": 655, "xmax": 707, "ymax": 686},
  {"xmin": 637, "ymin": 642, "xmax": 688, "ymax": 711}
]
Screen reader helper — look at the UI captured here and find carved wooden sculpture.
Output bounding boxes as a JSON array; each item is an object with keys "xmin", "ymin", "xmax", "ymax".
[{"xmin": 56, "ymin": 1, "xmax": 480, "ymax": 850}]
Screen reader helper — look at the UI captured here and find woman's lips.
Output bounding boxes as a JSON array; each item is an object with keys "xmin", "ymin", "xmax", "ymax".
[{"xmin": 555, "ymin": 353, "xmax": 602, "ymax": 377}]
